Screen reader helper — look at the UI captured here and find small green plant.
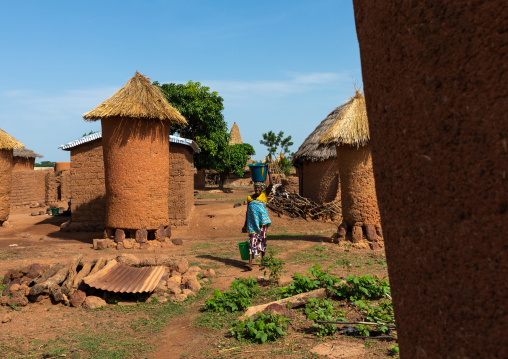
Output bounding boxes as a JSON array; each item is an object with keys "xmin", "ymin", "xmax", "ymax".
[
  {"xmin": 260, "ymin": 248, "xmax": 286, "ymax": 283},
  {"xmin": 335, "ymin": 274, "xmax": 390, "ymax": 301},
  {"xmin": 204, "ymin": 277, "xmax": 259, "ymax": 312},
  {"xmin": 0, "ymin": 279, "xmax": 6, "ymax": 294},
  {"xmin": 388, "ymin": 344, "xmax": 400, "ymax": 356},
  {"xmin": 229, "ymin": 312, "xmax": 291, "ymax": 343},
  {"xmin": 280, "ymin": 264, "xmax": 341, "ymax": 298},
  {"xmin": 305, "ymin": 298, "xmax": 346, "ymax": 336},
  {"xmin": 337, "ymin": 258, "xmax": 353, "ymax": 272},
  {"xmin": 9, "ymin": 303, "xmax": 21, "ymax": 311}
]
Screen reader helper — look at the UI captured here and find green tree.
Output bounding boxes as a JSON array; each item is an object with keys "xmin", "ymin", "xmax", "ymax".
[
  {"xmin": 155, "ymin": 81, "xmax": 229, "ymax": 171},
  {"xmin": 34, "ymin": 161, "xmax": 56, "ymax": 167},
  {"xmin": 260, "ymin": 131, "xmax": 294, "ymax": 176},
  {"xmin": 155, "ymin": 80, "xmax": 254, "ymax": 188}
]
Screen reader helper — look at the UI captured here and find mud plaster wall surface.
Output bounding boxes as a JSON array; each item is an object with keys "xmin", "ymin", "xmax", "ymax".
[
  {"xmin": 102, "ymin": 117, "xmax": 170, "ymax": 230},
  {"xmin": 70, "ymin": 139, "xmax": 106, "ymax": 227},
  {"xmin": 10, "ymin": 171, "xmax": 47, "ymax": 207},
  {"xmin": 12, "ymin": 157, "xmax": 34, "ymax": 170},
  {"xmin": 336, "ymin": 144, "xmax": 380, "ymax": 227},
  {"xmin": 168, "ymin": 143, "xmax": 194, "ymax": 226},
  {"xmin": 45, "ymin": 171, "xmax": 71, "ymax": 205},
  {"xmin": 353, "ymin": 1, "xmax": 508, "ymax": 358},
  {"xmin": 301, "ymin": 158, "xmax": 340, "ymax": 204},
  {"xmin": 0, "ymin": 149, "xmax": 13, "ymax": 221},
  {"xmin": 194, "ymin": 169, "xmax": 206, "ymax": 189}
]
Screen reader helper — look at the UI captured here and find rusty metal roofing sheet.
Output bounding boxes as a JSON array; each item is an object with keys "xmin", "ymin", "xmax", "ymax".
[{"xmin": 83, "ymin": 260, "xmax": 166, "ymax": 293}]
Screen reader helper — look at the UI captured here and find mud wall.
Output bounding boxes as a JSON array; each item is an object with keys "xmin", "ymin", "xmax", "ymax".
[
  {"xmin": 168, "ymin": 143, "xmax": 194, "ymax": 226},
  {"xmin": 45, "ymin": 171, "xmax": 71, "ymax": 205},
  {"xmin": 301, "ymin": 158, "xmax": 341, "ymax": 204},
  {"xmin": 70, "ymin": 139, "xmax": 106, "ymax": 229},
  {"xmin": 102, "ymin": 117, "xmax": 170, "ymax": 230},
  {"xmin": 336, "ymin": 144, "xmax": 380, "ymax": 227},
  {"xmin": 353, "ymin": 1, "xmax": 507, "ymax": 358},
  {"xmin": 0, "ymin": 149, "xmax": 13, "ymax": 221},
  {"xmin": 281, "ymin": 176, "xmax": 299, "ymax": 194},
  {"xmin": 12, "ymin": 157, "xmax": 34, "ymax": 171},
  {"xmin": 194, "ymin": 169, "xmax": 206, "ymax": 190},
  {"xmin": 10, "ymin": 171, "xmax": 47, "ymax": 207}
]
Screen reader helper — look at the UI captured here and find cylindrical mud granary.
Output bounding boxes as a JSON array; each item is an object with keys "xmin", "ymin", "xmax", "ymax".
[
  {"xmin": 335, "ymin": 143, "xmax": 380, "ymax": 227},
  {"xmin": 0, "ymin": 129, "xmax": 24, "ymax": 224},
  {"xmin": 83, "ymin": 72, "xmax": 187, "ymax": 231},
  {"xmin": 319, "ymin": 92, "xmax": 381, "ymax": 228}
]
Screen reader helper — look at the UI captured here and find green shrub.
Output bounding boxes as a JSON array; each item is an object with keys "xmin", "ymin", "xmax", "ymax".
[
  {"xmin": 336, "ymin": 274, "xmax": 390, "ymax": 301},
  {"xmin": 260, "ymin": 249, "xmax": 285, "ymax": 283},
  {"xmin": 305, "ymin": 298, "xmax": 346, "ymax": 336},
  {"xmin": 229, "ymin": 312, "xmax": 291, "ymax": 343},
  {"xmin": 204, "ymin": 277, "xmax": 259, "ymax": 313}
]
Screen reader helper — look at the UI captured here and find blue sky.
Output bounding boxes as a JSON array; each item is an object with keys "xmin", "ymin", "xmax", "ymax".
[{"xmin": 0, "ymin": 0, "xmax": 362, "ymax": 162}]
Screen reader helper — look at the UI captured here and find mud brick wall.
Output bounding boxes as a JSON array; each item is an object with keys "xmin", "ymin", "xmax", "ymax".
[
  {"xmin": 194, "ymin": 169, "xmax": 206, "ymax": 189},
  {"xmin": 300, "ymin": 158, "xmax": 340, "ymax": 204},
  {"xmin": 0, "ymin": 149, "xmax": 13, "ymax": 221},
  {"xmin": 45, "ymin": 171, "xmax": 71, "ymax": 205},
  {"xmin": 281, "ymin": 176, "xmax": 299, "ymax": 194},
  {"xmin": 353, "ymin": 1, "xmax": 507, "ymax": 357},
  {"xmin": 59, "ymin": 170, "xmax": 71, "ymax": 201},
  {"xmin": 12, "ymin": 157, "xmax": 34, "ymax": 171},
  {"xmin": 70, "ymin": 139, "xmax": 106, "ymax": 228},
  {"xmin": 10, "ymin": 170, "xmax": 47, "ymax": 207},
  {"xmin": 168, "ymin": 143, "xmax": 194, "ymax": 226}
]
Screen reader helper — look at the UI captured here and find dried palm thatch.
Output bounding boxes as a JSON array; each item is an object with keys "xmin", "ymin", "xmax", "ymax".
[
  {"xmin": 228, "ymin": 122, "xmax": 243, "ymax": 145},
  {"xmin": 276, "ymin": 151, "xmax": 286, "ymax": 162},
  {"xmin": 0, "ymin": 128, "xmax": 23, "ymax": 150},
  {"xmin": 292, "ymin": 104, "xmax": 348, "ymax": 164},
  {"xmin": 13, "ymin": 147, "xmax": 43, "ymax": 158},
  {"xmin": 319, "ymin": 91, "xmax": 369, "ymax": 147},
  {"xmin": 83, "ymin": 71, "xmax": 187, "ymax": 125}
]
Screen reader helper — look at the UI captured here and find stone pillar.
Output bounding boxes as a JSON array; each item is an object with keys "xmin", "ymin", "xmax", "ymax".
[
  {"xmin": 353, "ymin": 1, "xmax": 508, "ymax": 357},
  {"xmin": 102, "ymin": 116, "xmax": 171, "ymax": 230}
]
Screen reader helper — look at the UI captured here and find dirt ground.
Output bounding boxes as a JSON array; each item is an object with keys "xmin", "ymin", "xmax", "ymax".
[{"xmin": 0, "ymin": 187, "xmax": 393, "ymax": 359}]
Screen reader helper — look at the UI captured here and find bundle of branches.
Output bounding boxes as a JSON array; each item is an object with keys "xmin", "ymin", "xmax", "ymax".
[{"xmin": 267, "ymin": 193, "xmax": 341, "ymax": 221}]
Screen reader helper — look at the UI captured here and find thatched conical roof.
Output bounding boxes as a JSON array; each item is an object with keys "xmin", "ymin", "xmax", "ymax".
[
  {"xmin": 13, "ymin": 147, "xmax": 43, "ymax": 158},
  {"xmin": 228, "ymin": 122, "xmax": 243, "ymax": 145},
  {"xmin": 0, "ymin": 128, "xmax": 23, "ymax": 150},
  {"xmin": 319, "ymin": 91, "xmax": 369, "ymax": 147},
  {"xmin": 276, "ymin": 151, "xmax": 286, "ymax": 162},
  {"xmin": 292, "ymin": 104, "xmax": 348, "ymax": 164},
  {"xmin": 83, "ymin": 71, "xmax": 187, "ymax": 125}
]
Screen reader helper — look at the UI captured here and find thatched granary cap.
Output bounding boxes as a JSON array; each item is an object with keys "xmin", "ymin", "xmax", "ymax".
[
  {"xmin": 13, "ymin": 147, "xmax": 43, "ymax": 158},
  {"xmin": 228, "ymin": 122, "xmax": 243, "ymax": 145},
  {"xmin": 83, "ymin": 71, "xmax": 187, "ymax": 125},
  {"xmin": 292, "ymin": 104, "xmax": 348, "ymax": 164},
  {"xmin": 0, "ymin": 128, "xmax": 23, "ymax": 150},
  {"xmin": 319, "ymin": 91, "xmax": 370, "ymax": 147}
]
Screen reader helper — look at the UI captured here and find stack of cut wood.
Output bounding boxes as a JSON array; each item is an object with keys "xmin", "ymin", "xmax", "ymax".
[{"xmin": 267, "ymin": 193, "xmax": 341, "ymax": 221}]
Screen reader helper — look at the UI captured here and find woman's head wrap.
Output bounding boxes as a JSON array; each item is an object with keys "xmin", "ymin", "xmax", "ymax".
[{"xmin": 254, "ymin": 182, "xmax": 267, "ymax": 190}]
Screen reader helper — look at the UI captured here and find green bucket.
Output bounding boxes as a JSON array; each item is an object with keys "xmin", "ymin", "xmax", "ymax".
[
  {"xmin": 237, "ymin": 241, "xmax": 250, "ymax": 260},
  {"xmin": 51, "ymin": 207, "xmax": 59, "ymax": 216}
]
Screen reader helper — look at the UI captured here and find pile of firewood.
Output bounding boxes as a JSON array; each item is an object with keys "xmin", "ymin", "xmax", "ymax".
[{"xmin": 266, "ymin": 193, "xmax": 341, "ymax": 221}]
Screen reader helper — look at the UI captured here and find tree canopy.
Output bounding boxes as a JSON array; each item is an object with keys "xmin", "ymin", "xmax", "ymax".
[{"xmin": 260, "ymin": 130, "xmax": 294, "ymax": 177}]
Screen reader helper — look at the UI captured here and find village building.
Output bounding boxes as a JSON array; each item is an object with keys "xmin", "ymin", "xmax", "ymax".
[
  {"xmin": 292, "ymin": 105, "xmax": 346, "ymax": 204},
  {"xmin": 59, "ymin": 132, "xmax": 199, "ymax": 231},
  {"xmin": 12, "ymin": 147, "xmax": 43, "ymax": 170},
  {"xmin": 82, "ymin": 72, "xmax": 187, "ymax": 240},
  {"xmin": 320, "ymin": 91, "xmax": 382, "ymax": 245},
  {"xmin": 0, "ymin": 129, "xmax": 23, "ymax": 225}
]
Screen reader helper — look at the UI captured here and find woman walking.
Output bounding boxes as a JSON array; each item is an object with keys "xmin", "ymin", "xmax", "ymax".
[{"xmin": 242, "ymin": 165, "xmax": 273, "ymax": 271}]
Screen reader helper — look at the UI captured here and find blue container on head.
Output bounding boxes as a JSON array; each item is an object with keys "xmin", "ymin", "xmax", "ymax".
[{"xmin": 248, "ymin": 163, "xmax": 268, "ymax": 182}]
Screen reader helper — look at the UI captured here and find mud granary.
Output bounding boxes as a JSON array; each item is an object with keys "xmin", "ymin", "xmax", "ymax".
[
  {"xmin": 82, "ymin": 72, "xmax": 187, "ymax": 238},
  {"xmin": 12, "ymin": 147, "xmax": 43, "ymax": 170},
  {"xmin": 0, "ymin": 128, "xmax": 24, "ymax": 224},
  {"xmin": 59, "ymin": 132, "xmax": 199, "ymax": 232}
]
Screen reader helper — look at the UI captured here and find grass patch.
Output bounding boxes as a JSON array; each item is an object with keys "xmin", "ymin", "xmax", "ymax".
[{"xmin": 287, "ymin": 245, "xmax": 334, "ymax": 265}]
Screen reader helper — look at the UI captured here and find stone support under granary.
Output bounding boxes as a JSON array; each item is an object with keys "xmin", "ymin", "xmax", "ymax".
[{"xmin": 102, "ymin": 116, "xmax": 171, "ymax": 230}]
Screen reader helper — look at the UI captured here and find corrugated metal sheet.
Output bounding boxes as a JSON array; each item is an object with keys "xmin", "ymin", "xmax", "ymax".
[
  {"xmin": 59, "ymin": 132, "xmax": 200, "ymax": 153},
  {"xmin": 83, "ymin": 260, "xmax": 166, "ymax": 293}
]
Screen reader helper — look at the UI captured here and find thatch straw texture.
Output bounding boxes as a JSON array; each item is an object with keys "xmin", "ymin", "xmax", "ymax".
[
  {"xmin": 83, "ymin": 71, "xmax": 187, "ymax": 125},
  {"xmin": 319, "ymin": 91, "xmax": 369, "ymax": 147},
  {"xmin": 276, "ymin": 151, "xmax": 286, "ymax": 162},
  {"xmin": 228, "ymin": 122, "xmax": 243, "ymax": 145},
  {"xmin": 0, "ymin": 129, "xmax": 23, "ymax": 150},
  {"xmin": 292, "ymin": 104, "xmax": 348, "ymax": 164},
  {"xmin": 13, "ymin": 147, "xmax": 43, "ymax": 158}
]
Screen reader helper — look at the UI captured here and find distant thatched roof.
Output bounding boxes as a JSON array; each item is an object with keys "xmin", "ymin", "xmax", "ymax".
[
  {"xmin": 83, "ymin": 71, "xmax": 187, "ymax": 125},
  {"xmin": 292, "ymin": 104, "xmax": 348, "ymax": 164},
  {"xmin": 276, "ymin": 151, "xmax": 286, "ymax": 162},
  {"xmin": 0, "ymin": 128, "xmax": 23, "ymax": 150},
  {"xmin": 13, "ymin": 147, "xmax": 43, "ymax": 158},
  {"xmin": 228, "ymin": 122, "xmax": 243, "ymax": 145},
  {"xmin": 319, "ymin": 91, "xmax": 369, "ymax": 147}
]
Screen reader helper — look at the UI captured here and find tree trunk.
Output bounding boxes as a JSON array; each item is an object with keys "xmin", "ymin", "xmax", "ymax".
[{"xmin": 219, "ymin": 172, "xmax": 228, "ymax": 189}]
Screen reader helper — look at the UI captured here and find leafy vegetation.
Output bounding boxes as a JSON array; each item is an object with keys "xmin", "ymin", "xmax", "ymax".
[
  {"xmin": 279, "ymin": 264, "xmax": 341, "ymax": 298},
  {"xmin": 305, "ymin": 298, "xmax": 346, "ymax": 336},
  {"xmin": 229, "ymin": 312, "xmax": 291, "ymax": 343},
  {"xmin": 204, "ymin": 277, "xmax": 259, "ymax": 312},
  {"xmin": 259, "ymin": 248, "xmax": 286, "ymax": 283},
  {"xmin": 34, "ymin": 160, "xmax": 55, "ymax": 167},
  {"xmin": 259, "ymin": 130, "xmax": 295, "ymax": 176},
  {"xmin": 336, "ymin": 274, "xmax": 391, "ymax": 301}
]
